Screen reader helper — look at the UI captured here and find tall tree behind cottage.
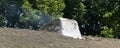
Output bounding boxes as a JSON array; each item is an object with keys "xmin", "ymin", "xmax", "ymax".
[
  {"xmin": 63, "ymin": 0, "xmax": 120, "ymax": 38},
  {"xmin": 0, "ymin": 0, "xmax": 65, "ymax": 29}
]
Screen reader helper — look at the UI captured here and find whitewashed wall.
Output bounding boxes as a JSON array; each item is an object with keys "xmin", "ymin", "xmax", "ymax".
[{"xmin": 41, "ymin": 18, "xmax": 82, "ymax": 39}]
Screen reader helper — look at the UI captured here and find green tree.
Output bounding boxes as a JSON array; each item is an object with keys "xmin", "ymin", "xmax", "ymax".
[
  {"xmin": 0, "ymin": 0, "xmax": 23, "ymax": 27},
  {"xmin": 0, "ymin": 0, "xmax": 65, "ymax": 29},
  {"xmin": 101, "ymin": 0, "xmax": 120, "ymax": 38},
  {"xmin": 63, "ymin": 0, "xmax": 120, "ymax": 38},
  {"xmin": 33, "ymin": 0, "xmax": 65, "ymax": 18},
  {"xmin": 20, "ymin": 0, "xmax": 65, "ymax": 29},
  {"xmin": 63, "ymin": 0, "xmax": 87, "ymax": 35}
]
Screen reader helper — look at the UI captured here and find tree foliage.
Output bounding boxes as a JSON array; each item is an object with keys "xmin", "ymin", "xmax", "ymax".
[
  {"xmin": 29, "ymin": 0, "xmax": 65, "ymax": 18},
  {"xmin": 0, "ymin": 0, "xmax": 120, "ymax": 38},
  {"xmin": 63, "ymin": 0, "xmax": 120, "ymax": 38},
  {"xmin": 0, "ymin": 0, "xmax": 65, "ymax": 29},
  {"xmin": 20, "ymin": 0, "xmax": 65, "ymax": 29}
]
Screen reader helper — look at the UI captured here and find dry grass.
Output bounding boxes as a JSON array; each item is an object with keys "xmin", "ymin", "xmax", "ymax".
[{"xmin": 0, "ymin": 27, "xmax": 120, "ymax": 48}]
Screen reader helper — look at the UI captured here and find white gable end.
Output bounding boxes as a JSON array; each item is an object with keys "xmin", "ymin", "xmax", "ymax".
[
  {"xmin": 59, "ymin": 18, "xmax": 82, "ymax": 39},
  {"xmin": 41, "ymin": 18, "xmax": 82, "ymax": 39}
]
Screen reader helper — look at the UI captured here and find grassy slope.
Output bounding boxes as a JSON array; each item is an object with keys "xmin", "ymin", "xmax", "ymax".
[{"xmin": 0, "ymin": 28, "xmax": 120, "ymax": 48}]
